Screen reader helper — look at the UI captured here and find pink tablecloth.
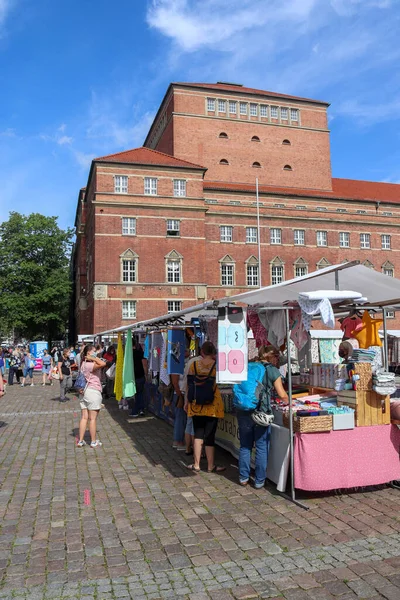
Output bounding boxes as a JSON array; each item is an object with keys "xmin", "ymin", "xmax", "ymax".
[{"xmin": 294, "ymin": 425, "xmax": 400, "ymax": 491}]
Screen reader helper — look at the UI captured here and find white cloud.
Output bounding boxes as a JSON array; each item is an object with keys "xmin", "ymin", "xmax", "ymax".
[
  {"xmin": 330, "ymin": 0, "xmax": 392, "ymax": 16},
  {"xmin": 57, "ymin": 135, "xmax": 73, "ymax": 145},
  {"xmin": 336, "ymin": 97, "xmax": 400, "ymax": 124},
  {"xmin": 0, "ymin": 0, "xmax": 12, "ymax": 25}
]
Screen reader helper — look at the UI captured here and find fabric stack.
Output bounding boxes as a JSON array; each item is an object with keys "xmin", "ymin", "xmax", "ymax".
[
  {"xmin": 335, "ymin": 378, "xmax": 346, "ymax": 391},
  {"xmin": 372, "ymin": 370, "xmax": 396, "ymax": 396},
  {"xmin": 352, "ymin": 349, "xmax": 376, "ymax": 362}
]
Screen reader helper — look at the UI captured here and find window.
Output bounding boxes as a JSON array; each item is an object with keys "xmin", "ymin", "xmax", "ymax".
[
  {"xmin": 219, "ymin": 158, "xmax": 229, "ymax": 165},
  {"xmin": 207, "ymin": 98, "xmax": 215, "ymax": 111},
  {"xmin": 229, "ymin": 101, "xmax": 237, "ymax": 114},
  {"xmin": 229, "ymin": 200, "xmax": 240, "ymax": 205},
  {"xmin": 260, "ymin": 105, "xmax": 268, "ymax": 117},
  {"xmin": 218, "ymin": 99, "xmax": 226, "ymax": 113},
  {"xmin": 317, "ymin": 231, "xmax": 327, "ymax": 247},
  {"xmin": 283, "ymin": 165, "xmax": 292, "ymax": 171},
  {"xmin": 144, "ymin": 177, "xmax": 157, "ymax": 195},
  {"xmin": 290, "ymin": 108, "xmax": 299, "ymax": 121},
  {"xmin": 167, "ymin": 260, "xmax": 181, "ymax": 283},
  {"xmin": 384, "ymin": 268, "xmax": 394, "ymax": 277},
  {"xmin": 247, "ymin": 264, "xmax": 259, "ymax": 287},
  {"xmin": 122, "ymin": 259, "xmax": 136, "ymax": 283},
  {"xmin": 114, "ymin": 175, "xmax": 128, "ymax": 194},
  {"xmin": 382, "ymin": 261, "xmax": 394, "ymax": 277},
  {"xmin": 360, "ymin": 233, "xmax": 371, "ymax": 249},
  {"xmin": 219, "ymin": 132, "xmax": 228, "ymax": 138},
  {"xmin": 250, "ymin": 103, "xmax": 258, "ymax": 117},
  {"xmin": 173, "ymin": 179, "xmax": 186, "ymax": 197},
  {"xmin": 294, "ymin": 229, "xmax": 305, "ymax": 246},
  {"xmin": 270, "ymin": 106, "xmax": 278, "ymax": 118},
  {"xmin": 167, "ymin": 219, "xmax": 180, "ymax": 236},
  {"xmin": 295, "ymin": 264, "xmax": 308, "ymax": 278},
  {"xmin": 296, "ymin": 205, "xmax": 306, "ymax": 210},
  {"xmin": 252, "ymin": 161, "xmax": 261, "ymax": 168},
  {"xmin": 383, "ymin": 211, "xmax": 393, "ymax": 216},
  {"xmin": 122, "ymin": 300, "xmax": 136, "ymax": 319},
  {"xmin": 167, "ymin": 300, "xmax": 182, "ymax": 313},
  {"xmin": 240, "ymin": 102, "xmax": 248, "ymax": 115},
  {"xmin": 251, "ymin": 136, "xmax": 260, "ymax": 142},
  {"xmin": 357, "ymin": 210, "xmax": 366, "ymax": 214},
  {"xmin": 336, "ymin": 208, "xmax": 347, "ymax": 213},
  {"xmin": 280, "ymin": 107, "xmax": 288, "ymax": 120},
  {"xmin": 122, "ymin": 217, "xmax": 136, "ymax": 236},
  {"xmin": 221, "ymin": 264, "xmax": 234, "ymax": 286},
  {"xmin": 246, "ymin": 227, "xmax": 257, "ymax": 243},
  {"xmin": 316, "ymin": 206, "xmax": 327, "ymax": 211},
  {"xmin": 274, "ymin": 203, "xmax": 285, "ymax": 208},
  {"xmin": 220, "ymin": 226, "xmax": 233, "ymax": 242},
  {"xmin": 387, "ymin": 311, "xmax": 395, "ymax": 318},
  {"xmin": 282, "ymin": 139, "xmax": 291, "ymax": 145},
  {"xmin": 381, "ymin": 234, "xmax": 391, "ymax": 250},
  {"xmin": 271, "ymin": 265, "xmax": 284, "ymax": 285},
  {"xmin": 339, "ymin": 232, "xmax": 350, "ymax": 248},
  {"xmin": 270, "ymin": 228, "xmax": 282, "ymax": 245}
]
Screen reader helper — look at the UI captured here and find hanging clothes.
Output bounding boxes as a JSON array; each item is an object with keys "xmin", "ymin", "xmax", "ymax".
[
  {"xmin": 114, "ymin": 332, "xmax": 124, "ymax": 402},
  {"xmin": 298, "ymin": 296, "xmax": 335, "ymax": 331},
  {"xmin": 289, "ymin": 307, "xmax": 308, "ymax": 350},
  {"xmin": 247, "ymin": 309, "xmax": 269, "ymax": 348},
  {"xmin": 341, "ymin": 315, "xmax": 363, "ymax": 340},
  {"xmin": 159, "ymin": 331, "xmax": 169, "ymax": 385},
  {"xmin": 258, "ymin": 310, "xmax": 286, "ymax": 349},
  {"xmin": 149, "ymin": 331, "xmax": 163, "ymax": 372},
  {"xmin": 311, "ymin": 338, "xmax": 320, "ymax": 363},
  {"xmin": 167, "ymin": 329, "xmax": 186, "ymax": 375},
  {"xmin": 122, "ymin": 330, "xmax": 136, "ymax": 399}
]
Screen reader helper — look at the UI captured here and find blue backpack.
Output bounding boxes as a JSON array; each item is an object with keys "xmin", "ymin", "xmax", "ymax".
[{"xmin": 233, "ymin": 362, "xmax": 268, "ymax": 412}]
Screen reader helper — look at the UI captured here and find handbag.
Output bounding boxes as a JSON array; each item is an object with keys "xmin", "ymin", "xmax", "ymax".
[
  {"xmin": 51, "ymin": 367, "xmax": 60, "ymax": 380},
  {"xmin": 106, "ymin": 363, "xmax": 116, "ymax": 379},
  {"xmin": 74, "ymin": 371, "xmax": 86, "ymax": 390},
  {"xmin": 29, "ymin": 359, "xmax": 35, "ymax": 369}
]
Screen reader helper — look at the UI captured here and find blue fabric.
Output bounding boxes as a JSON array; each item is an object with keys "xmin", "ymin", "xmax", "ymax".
[
  {"xmin": 238, "ymin": 414, "xmax": 270, "ymax": 485},
  {"xmin": 167, "ymin": 329, "xmax": 185, "ymax": 375},
  {"xmin": 185, "ymin": 416, "xmax": 194, "ymax": 436},
  {"xmin": 143, "ymin": 335, "xmax": 150, "ymax": 360},
  {"xmin": 173, "ymin": 405, "xmax": 187, "ymax": 444},
  {"xmin": 23, "ymin": 368, "xmax": 34, "ymax": 379}
]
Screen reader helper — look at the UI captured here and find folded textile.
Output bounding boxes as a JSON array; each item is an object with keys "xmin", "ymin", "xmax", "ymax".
[
  {"xmin": 373, "ymin": 385, "xmax": 396, "ymax": 396},
  {"xmin": 298, "ymin": 290, "xmax": 363, "ymax": 301}
]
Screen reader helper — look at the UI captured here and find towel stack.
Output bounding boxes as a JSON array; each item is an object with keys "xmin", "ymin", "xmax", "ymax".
[
  {"xmin": 335, "ymin": 378, "xmax": 346, "ymax": 391},
  {"xmin": 352, "ymin": 349, "xmax": 376, "ymax": 362},
  {"xmin": 372, "ymin": 370, "xmax": 396, "ymax": 396}
]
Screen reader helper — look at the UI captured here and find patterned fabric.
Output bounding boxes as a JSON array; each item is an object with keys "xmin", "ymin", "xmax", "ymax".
[
  {"xmin": 247, "ymin": 310, "xmax": 269, "ymax": 348},
  {"xmin": 298, "ymin": 296, "xmax": 335, "ymax": 331},
  {"xmin": 160, "ymin": 331, "xmax": 169, "ymax": 385},
  {"xmin": 149, "ymin": 332, "xmax": 163, "ymax": 372},
  {"xmin": 289, "ymin": 308, "xmax": 308, "ymax": 350},
  {"xmin": 311, "ymin": 339, "xmax": 320, "ymax": 363},
  {"xmin": 205, "ymin": 318, "xmax": 218, "ymax": 348}
]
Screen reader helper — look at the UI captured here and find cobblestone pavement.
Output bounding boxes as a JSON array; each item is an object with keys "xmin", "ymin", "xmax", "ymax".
[{"xmin": 0, "ymin": 379, "xmax": 400, "ymax": 599}]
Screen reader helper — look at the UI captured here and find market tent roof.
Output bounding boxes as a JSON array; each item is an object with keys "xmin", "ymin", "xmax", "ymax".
[{"xmin": 222, "ymin": 262, "xmax": 400, "ymax": 308}]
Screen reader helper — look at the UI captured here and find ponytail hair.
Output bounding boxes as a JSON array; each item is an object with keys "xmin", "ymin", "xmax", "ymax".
[{"xmin": 82, "ymin": 344, "xmax": 94, "ymax": 360}]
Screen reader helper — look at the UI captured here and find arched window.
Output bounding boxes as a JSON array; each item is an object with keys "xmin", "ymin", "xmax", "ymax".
[
  {"xmin": 246, "ymin": 256, "xmax": 259, "ymax": 287},
  {"xmin": 252, "ymin": 161, "xmax": 261, "ymax": 168},
  {"xmin": 251, "ymin": 136, "xmax": 260, "ymax": 142},
  {"xmin": 283, "ymin": 165, "xmax": 292, "ymax": 171},
  {"xmin": 219, "ymin": 159, "xmax": 229, "ymax": 165},
  {"xmin": 282, "ymin": 139, "xmax": 291, "ymax": 145},
  {"xmin": 270, "ymin": 256, "xmax": 285, "ymax": 285},
  {"xmin": 120, "ymin": 249, "xmax": 139, "ymax": 283},
  {"xmin": 294, "ymin": 257, "xmax": 308, "ymax": 278},
  {"xmin": 219, "ymin": 132, "xmax": 228, "ymax": 139},
  {"xmin": 219, "ymin": 255, "xmax": 235, "ymax": 287},
  {"xmin": 382, "ymin": 261, "xmax": 394, "ymax": 277},
  {"xmin": 165, "ymin": 250, "xmax": 183, "ymax": 283}
]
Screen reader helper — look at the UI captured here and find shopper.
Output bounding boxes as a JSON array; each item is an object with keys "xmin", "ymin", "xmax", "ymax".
[
  {"xmin": 21, "ymin": 352, "xmax": 35, "ymax": 387},
  {"xmin": 237, "ymin": 345, "xmax": 288, "ymax": 489},
  {"xmin": 128, "ymin": 337, "xmax": 146, "ymax": 417},
  {"xmin": 185, "ymin": 342, "xmax": 225, "ymax": 473},
  {"xmin": 58, "ymin": 348, "xmax": 73, "ymax": 402},
  {"xmin": 338, "ymin": 341, "xmax": 354, "ymax": 363},
  {"xmin": 103, "ymin": 345, "xmax": 116, "ymax": 399},
  {"xmin": 171, "ymin": 349, "xmax": 190, "ymax": 451},
  {"xmin": 77, "ymin": 344, "xmax": 106, "ymax": 448},
  {"xmin": 8, "ymin": 350, "xmax": 21, "ymax": 385},
  {"xmin": 42, "ymin": 349, "xmax": 52, "ymax": 386}
]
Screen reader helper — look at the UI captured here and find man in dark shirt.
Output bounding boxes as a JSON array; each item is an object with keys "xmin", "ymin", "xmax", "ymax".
[{"xmin": 129, "ymin": 337, "xmax": 147, "ymax": 417}]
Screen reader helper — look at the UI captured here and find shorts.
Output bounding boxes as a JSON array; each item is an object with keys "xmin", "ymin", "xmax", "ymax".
[
  {"xmin": 192, "ymin": 416, "xmax": 218, "ymax": 447},
  {"xmin": 185, "ymin": 417, "xmax": 194, "ymax": 436},
  {"xmin": 23, "ymin": 368, "xmax": 33, "ymax": 378},
  {"xmin": 80, "ymin": 387, "xmax": 102, "ymax": 411}
]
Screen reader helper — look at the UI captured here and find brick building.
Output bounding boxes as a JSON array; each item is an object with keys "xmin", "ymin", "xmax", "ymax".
[{"xmin": 72, "ymin": 82, "xmax": 400, "ymax": 336}]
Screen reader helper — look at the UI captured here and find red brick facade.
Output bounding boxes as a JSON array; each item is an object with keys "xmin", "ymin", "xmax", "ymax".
[{"xmin": 72, "ymin": 82, "xmax": 400, "ymax": 335}]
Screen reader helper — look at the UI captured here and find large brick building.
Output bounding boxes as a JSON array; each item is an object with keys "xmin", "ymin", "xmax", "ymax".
[{"xmin": 72, "ymin": 82, "xmax": 400, "ymax": 335}]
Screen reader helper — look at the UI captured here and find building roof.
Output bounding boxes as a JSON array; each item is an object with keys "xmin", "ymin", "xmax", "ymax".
[
  {"xmin": 203, "ymin": 177, "xmax": 400, "ymax": 205},
  {"xmin": 173, "ymin": 82, "xmax": 330, "ymax": 106},
  {"xmin": 94, "ymin": 146, "xmax": 206, "ymax": 170}
]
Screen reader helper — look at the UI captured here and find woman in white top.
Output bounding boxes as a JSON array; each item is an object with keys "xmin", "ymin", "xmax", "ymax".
[{"xmin": 77, "ymin": 344, "xmax": 106, "ymax": 448}]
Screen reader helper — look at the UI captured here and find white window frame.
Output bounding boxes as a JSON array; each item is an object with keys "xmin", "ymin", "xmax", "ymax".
[
  {"xmin": 122, "ymin": 300, "xmax": 136, "ymax": 319},
  {"xmin": 229, "ymin": 101, "xmax": 237, "ymax": 114},
  {"xmin": 387, "ymin": 311, "xmax": 395, "ymax": 318},
  {"xmin": 250, "ymin": 103, "xmax": 258, "ymax": 117},
  {"xmin": 122, "ymin": 217, "xmax": 136, "ymax": 236},
  {"xmin": 218, "ymin": 99, "xmax": 226, "ymax": 113},
  {"xmin": 294, "ymin": 229, "xmax": 305, "ymax": 246},
  {"xmin": 122, "ymin": 259, "xmax": 136, "ymax": 283},
  {"xmin": 280, "ymin": 107, "xmax": 288, "ymax": 120},
  {"xmin": 317, "ymin": 231, "xmax": 327, "ymax": 247},
  {"xmin": 247, "ymin": 264, "xmax": 259, "ymax": 287},
  {"xmin": 339, "ymin": 232, "xmax": 350, "ymax": 248},
  {"xmin": 290, "ymin": 108, "xmax": 299, "ymax": 121},
  {"xmin": 114, "ymin": 175, "xmax": 128, "ymax": 194},
  {"xmin": 207, "ymin": 98, "xmax": 215, "ymax": 111},
  {"xmin": 271, "ymin": 265, "xmax": 284, "ymax": 285},
  {"xmin": 360, "ymin": 233, "xmax": 371, "ymax": 249},
  {"xmin": 221, "ymin": 263, "xmax": 234, "ymax": 286},
  {"xmin": 246, "ymin": 227, "xmax": 257, "ymax": 244},
  {"xmin": 144, "ymin": 177, "xmax": 157, "ymax": 195},
  {"xmin": 173, "ymin": 179, "xmax": 186, "ymax": 197},
  {"xmin": 220, "ymin": 226, "xmax": 233, "ymax": 242},
  {"xmin": 295, "ymin": 265, "xmax": 308, "ymax": 278},
  {"xmin": 166, "ymin": 219, "xmax": 180, "ymax": 237},
  {"xmin": 383, "ymin": 268, "xmax": 394, "ymax": 277},
  {"xmin": 167, "ymin": 300, "xmax": 182, "ymax": 313},
  {"xmin": 270, "ymin": 106, "xmax": 278, "ymax": 118},
  {"xmin": 381, "ymin": 234, "xmax": 391, "ymax": 250},
  {"xmin": 239, "ymin": 102, "xmax": 248, "ymax": 115},
  {"xmin": 166, "ymin": 260, "xmax": 181, "ymax": 283},
  {"xmin": 260, "ymin": 105, "xmax": 268, "ymax": 117},
  {"xmin": 270, "ymin": 228, "xmax": 282, "ymax": 245}
]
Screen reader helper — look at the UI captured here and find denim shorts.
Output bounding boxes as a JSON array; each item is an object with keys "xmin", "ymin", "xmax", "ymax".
[
  {"xmin": 23, "ymin": 368, "xmax": 33, "ymax": 378},
  {"xmin": 185, "ymin": 416, "xmax": 194, "ymax": 436}
]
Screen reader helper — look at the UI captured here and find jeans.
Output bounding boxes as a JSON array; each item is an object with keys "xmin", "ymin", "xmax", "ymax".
[
  {"xmin": 60, "ymin": 375, "xmax": 72, "ymax": 400},
  {"xmin": 128, "ymin": 377, "xmax": 145, "ymax": 414},
  {"xmin": 8, "ymin": 366, "xmax": 19, "ymax": 385},
  {"xmin": 173, "ymin": 401, "xmax": 187, "ymax": 444},
  {"xmin": 238, "ymin": 413, "xmax": 270, "ymax": 486}
]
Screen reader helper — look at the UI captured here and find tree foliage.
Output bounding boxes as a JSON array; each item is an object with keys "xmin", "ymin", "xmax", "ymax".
[{"xmin": 0, "ymin": 212, "xmax": 74, "ymax": 342}]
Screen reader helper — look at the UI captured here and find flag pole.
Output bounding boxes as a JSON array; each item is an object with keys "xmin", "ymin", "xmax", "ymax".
[{"xmin": 256, "ymin": 178, "xmax": 262, "ymax": 287}]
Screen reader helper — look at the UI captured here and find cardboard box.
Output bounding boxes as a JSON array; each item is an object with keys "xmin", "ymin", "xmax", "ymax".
[{"xmin": 337, "ymin": 390, "xmax": 390, "ymax": 426}]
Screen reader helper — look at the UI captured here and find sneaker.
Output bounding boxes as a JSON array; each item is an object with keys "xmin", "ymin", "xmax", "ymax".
[
  {"xmin": 254, "ymin": 481, "xmax": 265, "ymax": 490},
  {"xmin": 20, "ymin": 383, "xmax": 24, "ymax": 387},
  {"xmin": 30, "ymin": 383, "xmax": 34, "ymax": 387},
  {"xmin": 41, "ymin": 383, "xmax": 45, "ymax": 386},
  {"xmin": 77, "ymin": 440, "xmax": 87, "ymax": 447},
  {"xmin": 123, "ymin": 405, "xmax": 129, "ymax": 410},
  {"xmin": 139, "ymin": 410, "xmax": 145, "ymax": 416},
  {"xmin": 90, "ymin": 440, "xmax": 102, "ymax": 448},
  {"xmin": 129, "ymin": 413, "xmax": 139, "ymax": 418}
]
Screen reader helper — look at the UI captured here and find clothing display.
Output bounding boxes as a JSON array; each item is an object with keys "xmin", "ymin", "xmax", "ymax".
[
  {"xmin": 298, "ymin": 296, "xmax": 335, "ymax": 330},
  {"xmin": 352, "ymin": 349, "xmax": 376, "ymax": 362},
  {"xmin": 149, "ymin": 331, "xmax": 163, "ymax": 372},
  {"xmin": 372, "ymin": 370, "xmax": 396, "ymax": 396},
  {"xmin": 341, "ymin": 315, "xmax": 362, "ymax": 339},
  {"xmin": 311, "ymin": 339, "xmax": 320, "ymax": 363},
  {"xmin": 289, "ymin": 307, "xmax": 308, "ymax": 350},
  {"xmin": 159, "ymin": 331, "xmax": 169, "ymax": 385},
  {"xmin": 114, "ymin": 333, "xmax": 124, "ymax": 402},
  {"xmin": 247, "ymin": 310, "xmax": 269, "ymax": 348},
  {"xmin": 217, "ymin": 306, "xmax": 248, "ymax": 384},
  {"xmin": 122, "ymin": 330, "xmax": 136, "ymax": 399},
  {"xmin": 319, "ymin": 339, "xmax": 340, "ymax": 364},
  {"xmin": 258, "ymin": 309, "xmax": 286, "ymax": 349},
  {"xmin": 167, "ymin": 328, "xmax": 185, "ymax": 375}
]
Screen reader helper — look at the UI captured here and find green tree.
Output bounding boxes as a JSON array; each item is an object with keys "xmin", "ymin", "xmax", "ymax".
[{"xmin": 0, "ymin": 212, "xmax": 74, "ymax": 344}]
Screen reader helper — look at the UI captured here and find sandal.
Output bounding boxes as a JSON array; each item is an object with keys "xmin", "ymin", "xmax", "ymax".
[
  {"xmin": 207, "ymin": 465, "xmax": 226, "ymax": 473},
  {"xmin": 186, "ymin": 464, "xmax": 200, "ymax": 473}
]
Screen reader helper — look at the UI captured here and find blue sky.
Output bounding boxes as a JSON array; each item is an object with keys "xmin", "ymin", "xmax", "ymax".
[{"xmin": 0, "ymin": 0, "xmax": 399, "ymax": 230}]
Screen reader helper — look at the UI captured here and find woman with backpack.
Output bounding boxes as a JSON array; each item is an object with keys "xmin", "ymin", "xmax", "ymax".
[
  {"xmin": 237, "ymin": 345, "xmax": 288, "ymax": 489},
  {"xmin": 185, "ymin": 342, "xmax": 225, "ymax": 473}
]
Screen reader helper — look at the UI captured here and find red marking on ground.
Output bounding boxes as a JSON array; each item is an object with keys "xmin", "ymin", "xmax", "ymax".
[
  {"xmin": 84, "ymin": 489, "xmax": 91, "ymax": 506},
  {"xmin": 74, "ymin": 412, "xmax": 77, "ymax": 417}
]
